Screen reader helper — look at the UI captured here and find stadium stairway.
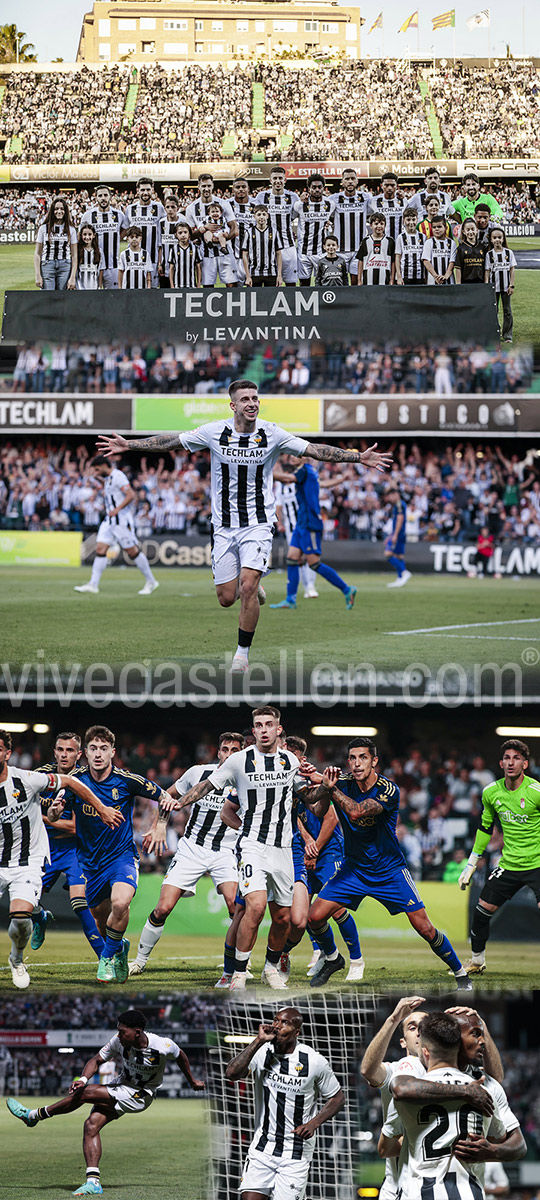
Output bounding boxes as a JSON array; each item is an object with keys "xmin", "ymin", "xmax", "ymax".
[
  {"xmin": 123, "ymin": 81, "xmax": 139, "ymax": 127},
  {"xmin": 418, "ymin": 79, "xmax": 444, "ymax": 158},
  {"xmin": 221, "ymin": 132, "xmax": 236, "ymax": 158},
  {"xmin": 0, "ymin": 82, "xmax": 5, "ymax": 113},
  {"xmin": 252, "ymin": 81, "xmax": 265, "ymax": 128}
]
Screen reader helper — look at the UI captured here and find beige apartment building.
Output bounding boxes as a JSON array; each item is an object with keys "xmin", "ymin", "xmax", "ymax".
[{"xmin": 77, "ymin": 0, "xmax": 363, "ymax": 63}]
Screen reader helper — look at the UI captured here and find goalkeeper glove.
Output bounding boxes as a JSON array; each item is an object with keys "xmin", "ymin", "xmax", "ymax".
[{"xmin": 459, "ymin": 852, "xmax": 480, "ymax": 890}]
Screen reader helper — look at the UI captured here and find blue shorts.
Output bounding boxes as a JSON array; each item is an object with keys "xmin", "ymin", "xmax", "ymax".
[
  {"xmin": 307, "ymin": 853, "xmax": 343, "ymax": 897},
  {"xmin": 317, "ymin": 858, "xmax": 425, "ymax": 915},
  {"xmin": 386, "ymin": 536, "xmax": 406, "ymax": 557},
  {"xmin": 290, "ymin": 527, "xmax": 322, "ymax": 558},
  {"xmin": 42, "ymin": 844, "xmax": 85, "ymax": 892},
  {"xmin": 82, "ymin": 856, "xmax": 139, "ymax": 908},
  {"xmin": 234, "ymin": 888, "xmax": 245, "ymax": 908}
]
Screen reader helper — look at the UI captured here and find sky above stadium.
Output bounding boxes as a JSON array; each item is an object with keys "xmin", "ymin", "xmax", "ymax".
[{"xmin": 13, "ymin": 0, "xmax": 538, "ymax": 63}]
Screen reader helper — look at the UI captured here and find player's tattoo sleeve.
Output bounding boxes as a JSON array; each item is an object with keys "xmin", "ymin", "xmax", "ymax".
[
  {"xmin": 305, "ymin": 442, "xmax": 360, "ymax": 463},
  {"xmin": 126, "ymin": 434, "xmax": 180, "ymax": 452},
  {"xmin": 331, "ymin": 788, "xmax": 383, "ymax": 824},
  {"xmin": 226, "ymin": 1036, "xmax": 266, "ymax": 1080},
  {"xmin": 176, "ymin": 778, "xmax": 215, "ymax": 811}
]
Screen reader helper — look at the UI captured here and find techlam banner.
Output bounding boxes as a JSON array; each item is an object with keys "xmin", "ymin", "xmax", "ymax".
[
  {"xmin": 2, "ymin": 286, "xmax": 500, "ymax": 344},
  {"xmin": 0, "ymin": 396, "xmax": 133, "ymax": 432},
  {"xmin": 322, "ymin": 397, "xmax": 540, "ymax": 435}
]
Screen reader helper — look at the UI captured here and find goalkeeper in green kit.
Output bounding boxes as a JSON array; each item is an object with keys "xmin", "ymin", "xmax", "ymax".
[{"xmin": 459, "ymin": 738, "xmax": 540, "ymax": 973}]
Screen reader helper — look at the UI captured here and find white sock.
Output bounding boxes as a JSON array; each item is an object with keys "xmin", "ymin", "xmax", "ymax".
[
  {"xmin": 235, "ymin": 644, "xmax": 249, "ymax": 659},
  {"xmin": 8, "ymin": 916, "xmax": 32, "ymax": 962},
  {"xmin": 133, "ymin": 551, "xmax": 155, "ymax": 583},
  {"xmin": 455, "ymin": 967, "xmax": 468, "ymax": 977},
  {"xmin": 300, "ymin": 564, "xmax": 316, "ymax": 589},
  {"xmin": 90, "ymin": 555, "xmax": 109, "ymax": 587},
  {"xmin": 137, "ymin": 918, "xmax": 164, "ymax": 962},
  {"xmin": 471, "ymin": 951, "xmax": 485, "ymax": 964}
]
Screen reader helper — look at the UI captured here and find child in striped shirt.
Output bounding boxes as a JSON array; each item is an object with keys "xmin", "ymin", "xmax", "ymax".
[
  {"xmin": 484, "ymin": 226, "xmax": 516, "ymax": 343},
  {"xmin": 169, "ymin": 223, "xmax": 201, "ymax": 288},
  {"xmin": 76, "ymin": 224, "xmax": 105, "ymax": 290}
]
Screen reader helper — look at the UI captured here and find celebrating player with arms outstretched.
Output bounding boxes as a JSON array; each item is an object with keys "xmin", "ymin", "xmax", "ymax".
[
  {"xmin": 303, "ymin": 737, "xmax": 471, "ymax": 988},
  {"xmin": 226, "ymin": 1006, "xmax": 344, "ymax": 1200},
  {"xmin": 458, "ymin": 738, "xmax": 540, "ymax": 974},
  {"xmin": 7, "ymin": 1007, "xmax": 205, "ymax": 1197},
  {"xmin": 97, "ymin": 380, "xmax": 392, "ymax": 672}
]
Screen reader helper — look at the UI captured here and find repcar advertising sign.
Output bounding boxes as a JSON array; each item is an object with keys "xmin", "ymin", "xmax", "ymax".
[{"xmin": 2, "ymin": 286, "xmax": 500, "ymax": 343}]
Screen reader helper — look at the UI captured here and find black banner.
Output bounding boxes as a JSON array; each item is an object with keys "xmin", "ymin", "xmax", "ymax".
[
  {"xmin": 2, "ymin": 286, "xmax": 499, "ymax": 344},
  {"xmin": 0, "ymin": 395, "xmax": 132, "ymax": 431},
  {"xmin": 323, "ymin": 396, "xmax": 540, "ymax": 434}
]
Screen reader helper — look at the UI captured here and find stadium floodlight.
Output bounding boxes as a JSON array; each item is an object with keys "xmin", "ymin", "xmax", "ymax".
[
  {"xmin": 0, "ymin": 722, "xmax": 29, "ymax": 733},
  {"xmin": 222, "ymin": 1034, "xmax": 253, "ymax": 1045},
  {"xmin": 33, "ymin": 723, "xmax": 50, "ymax": 734},
  {"xmin": 495, "ymin": 726, "xmax": 540, "ymax": 738},
  {"xmin": 57, "ymin": 1047, "xmax": 75, "ymax": 1054},
  {"xmin": 311, "ymin": 726, "xmax": 378, "ymax": 737}
]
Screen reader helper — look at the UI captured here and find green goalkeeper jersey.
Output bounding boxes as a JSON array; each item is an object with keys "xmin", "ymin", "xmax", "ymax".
[{"xmin": 473, "ymin": 774, "xmax": 540, "ymax": 871}]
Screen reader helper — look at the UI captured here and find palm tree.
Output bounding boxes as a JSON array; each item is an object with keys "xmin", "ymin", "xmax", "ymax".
[{"xmin": 0, "ymin": 24, "xmax": 37, "ymax": 63}]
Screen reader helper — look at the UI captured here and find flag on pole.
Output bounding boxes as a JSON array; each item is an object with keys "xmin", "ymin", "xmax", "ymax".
[
  {"xmin": 432, "ymin": 8, "xmax": 455, "ymax": 27},
  {"xmin": 368, "ymin": 11, "xmax": 383, "ymax": 33},
  {"xmin": 466, "ymin": 8, "xmax": 490, "ymax": 27},
  {"xmin": 399, "ymin": 10, "xmax": 418, "ymax": 32}
]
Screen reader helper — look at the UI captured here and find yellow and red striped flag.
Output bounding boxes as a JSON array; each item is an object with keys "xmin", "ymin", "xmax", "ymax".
[
  {"xmin": 368, "ymin": 11, "xmax": 383, "ymax": 33},
  {"xmin": 432, "ymin": 9, "xmax": 455, "ymax": 28},
  {"xmin": 399, "ymin": 10, "xmax": 418, "ymax": 32}
]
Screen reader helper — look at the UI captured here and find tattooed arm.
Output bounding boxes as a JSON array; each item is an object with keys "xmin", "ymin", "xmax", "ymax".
[
  {"xmin": 96, "ymin": 432, "xmax": 181, "ymax": 457},
  {"xmin": 302, "ymin": 766, "xmax": 383, "ymax": 824},
  {"xmin": 305, "ymin": 442, "xmax": 393, "ymax": 473}
]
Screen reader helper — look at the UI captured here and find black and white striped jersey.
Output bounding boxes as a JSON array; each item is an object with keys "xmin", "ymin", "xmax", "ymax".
[
  {"xmin": 171, "ymin": 244, "xmax": 200, "ymax": 287},
  {"xmin": 484, "ymin": 247, "xmax": 516, "ymax": 293},
  {"xmin": 99, "ymin": 1032, "xmax": 180, "ymax": 1093},
  {"xmin": 208, "ymin": 746, "xmax": 304, "ymax": 848},
  {"xmin": 395, "ymin": 231, "xmax": 426, "ymax": 282},
  {"xmin": 185, "ymin": 197, "xmax": 235, "ymax": 233},
  {"xmin": 178, "ymin": 420, "xmax": 309, "ymax": 531},
  {"xmin": 229, "ymin": 197, "xmax": 257, "ymax": 258},
  {"xmin": 248, "ymin": 1041, "xmax": 341, "ymax": 1162},
  {"xmin": 103, "ymin": 467, "xmax": 134, "ymax": 522},
  {"xmin": 118, "ymin": 247, "xmax": 152, "ymax": 289},
  {"xmin": 379, "ymin": 1055, "xmax": 426, "ymax": 1200},
  {"xmin": 176, "ymin": 764, "xmax": 237, "ymax": 852},
  {"xmin": 332, "ymin": 190, "xmax": 371, "ymax": 254},
  {"xmin": 409, "ymin": 188, "xmax": 453, "ymax": 219},
  {"xmin": 36, "ymin": 222, "xmax": 76, "ymax": 262},
  {"xmin": 77, "ymin": 247, "xmax": 106, "ymax": 290},
  {"xmin": 123, "ymin": 201, "xmax": 165, "ymax": 264},
  {"xmin": 253, "ymin": 189, "xmax": 297, "ymax": 249},
  {"xmin": 357, "ymin": 235, "xmax": 395, "ymax": 285},
  {"xmin": 382, "ymin": 1066, "xmax": 511, "ymax": 1200},
  {"xmin": 294, "ymin": 198, "xmax": 336, "ymax": 257},
  {"xmin": 0, "ymin": 767, "xmax": 60, "ymax": 868},
  {"xmin": 368, "ymin": 195, "xmax": 404, "ymax": 242},
  {"xmin": 158, "ymin": 217, "xmax": 178, "ymax": 270},
  {"xmin": 79, "ymin": 207, "xmax": 129, "ymax": 270},
  {"xmin": 242, "ymin": 225, "xmax": 283, "ymax": 276},
  {"xmin": 422, "ymin": 236, "xmax": 457, "ymax": 284},
  {"xmin": 274, "ymin": 480, "xmax": 298, "ymax": 541}
]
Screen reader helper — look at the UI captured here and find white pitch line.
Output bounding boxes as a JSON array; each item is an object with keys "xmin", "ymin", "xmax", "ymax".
[
  {"xmin": 419, "ymin": 634, "xmax": 540, "ymax": 642},
  {"xmin": 0, "ymin": 954, "xmax": 222, "ymax": 973},
  {"xmin": 386, "ymin": 617, "xmax": 540, "ymax": 636}
]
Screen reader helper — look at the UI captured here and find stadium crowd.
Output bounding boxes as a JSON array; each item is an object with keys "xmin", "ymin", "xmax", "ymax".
[
  {"xmin": 6, "ymin": 726, "xmax": 540, "ymax": 888},
  {"xmin": 1, "ymin": 435, "xmax": 539, "ymax": 548},
  {"xmin": 4, "ymin": 341, "xmax": 532, "ymax": 395},
  {"xmin": 2, "ymin": 59, "xmax": 540, "ymax": 162}
]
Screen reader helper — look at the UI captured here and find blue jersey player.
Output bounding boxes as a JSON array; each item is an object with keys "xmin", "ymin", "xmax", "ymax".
[
  {"xmin": 270, "ymin": 460, "xmax": 357, "ymax": 610},
  {"xmin": 304, "ymin": 737, "xmax": 471, "ymax": 989},
  {"xmin": 65, "ymin": 726, "xmax": 165, "ymax": 984},
  {"xmin": 32, "ymin": 732, "xmax": 104, "ymax": 959},
  {"xmin": 384, "ymin": 485, "xmax": 412, "ymax": 588}
]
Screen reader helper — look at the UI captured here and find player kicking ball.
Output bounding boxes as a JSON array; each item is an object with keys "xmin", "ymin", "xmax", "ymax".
[
  {"xmin": 7, "ymin": 1007, "xmax": 205, "ymax": 1196},
  {"xmin": 74, "ymin": 456, "xmax": 158, "ymax": 596},
  {"xmin": 97, "ymin": 380, "xmax": 391, "ymax": 672},
  {"xmin": 458, "ymin": 737, "xmax": 540, "ymax": 974},
  {"xmin": 226, "ymin": 1007, "xmax": 344, "ymax": 1200}
]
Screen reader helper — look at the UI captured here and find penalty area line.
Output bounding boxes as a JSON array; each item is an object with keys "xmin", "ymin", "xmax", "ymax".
[{"xmin": 386, "ymin": 617, "xmax": 540, "ymax": 637}]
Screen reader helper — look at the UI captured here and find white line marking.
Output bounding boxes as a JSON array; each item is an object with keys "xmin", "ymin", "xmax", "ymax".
[
  {"xmin": 386, "ymin": 617, "xmax": 540, "ymax": 636},
  {"xmin": 0, "ymin": 954, "xmax": 222, "ymax": 973},
  {"xmin": 419, "ymin": 634, "xmax": 540, "ymax": 642}
]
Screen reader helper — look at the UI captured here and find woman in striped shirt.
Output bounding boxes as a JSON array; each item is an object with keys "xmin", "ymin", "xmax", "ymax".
[
  {"xmin": 34, "ymin": 196, "xmax": 77, "ymax": 290},
  {"xmin": 76, "ymin": 224, "xmax": 105, "ymax": 290}
]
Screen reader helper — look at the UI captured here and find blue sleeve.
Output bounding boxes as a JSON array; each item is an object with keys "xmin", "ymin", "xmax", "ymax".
[
  {"xmin": 127, "ymin": 774, "xmax": 163, "ymax": 802},
  {"xmin": 295, "ymin": 465, "xmax": 307, "ymax": 485},
  {"xmin": 374, "ymin": 778, "xmax": 400, "ymax": 813}
]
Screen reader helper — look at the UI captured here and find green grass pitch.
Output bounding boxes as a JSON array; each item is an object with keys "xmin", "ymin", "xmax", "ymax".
[
  {"xmin": 0, "ymin": 1097, "xmax": 209, "ymax": 1200},
  {"xmin": 1, "ymin": 567, "xmax": 539, "ymax": 691},
  {"xmin": 0, "ymin": 242, "xmax": 538, "ymax": 343}
]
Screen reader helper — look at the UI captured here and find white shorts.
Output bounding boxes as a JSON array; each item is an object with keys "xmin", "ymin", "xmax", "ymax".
[
  {"xmin": 212, "ymin": 524, "xmax": 273, "ymax": 586},
  {"xmin": 97, "ymin": 519, "xmax": 139, "ymax": 551},
  {"xmin": 298, "ymin": 252, "xmax": 323, "ymax": 282},
  {"xmin": 238, "ymin": 840, "xmax": 294, "ymax": 908},
  {"xmin": 240, "ymin": 1148, "xmax": 310, "ymax": 1200},
  {"xmin": 107, "ymin": 1084, "xmax": 154, "ymax": 1116},
  {"xmin": 202, "ymin": 251, "xmax": 238, "ymax": 287},
  {"xmin": 102, "ymin": 268, "xmax": 119, "ymax": 289},
  {"xmin": 341, "ymin": 250, "xmax": 359, "ymax": 275},
  {"xmin": 164, "ymin": 838, "xmax": 238, "ymax": 897},
  {"xmin": 235, "ymin": 256, "xmax": 247, "ymax": 284},
  {"xmin": 280, "ymin": 245, "xmax": 299, "ymax": 285},
  {"xmin": 0, "ymin": 863, "xmax": 44, "ymax": 907}
]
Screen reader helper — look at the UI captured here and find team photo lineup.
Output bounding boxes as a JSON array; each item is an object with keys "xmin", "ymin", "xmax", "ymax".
[{"xmin": 1, "ymin": 3, "xmax": 540, "ymax": 1200}]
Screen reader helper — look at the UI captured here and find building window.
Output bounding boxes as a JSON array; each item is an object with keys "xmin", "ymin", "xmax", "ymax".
[
  {"xmin": 212, "ymin": 20, "xmax": 223, "ymax": 31},
  {"xmin": 346, "ymin": 45, "xmax": 358, "ymax": 57},
  {"xmin": 118, "ymin": 19, "xmax": 136, "ymax": 31},
  {"xmin": 99, "ymin": 42, "xmax": 111, "ymax": 58},
  {"xmin": 322, "ymin": 21, "xmax": 339, "ymax": 33},
  {"xmin": 98, "ymin": 19, "xmax": 110, "ymax": 36},
  {"xmin": 237, "ymin": 43, "xmax": 249, "ymax": 54},
  {"xmin": 346, "ymin": 24, "xmax": 358, "ymax": 39},
  {"xmin": 255, "ymin": 20, "xmax": 265, "ymax": 32},
  {"xmin": 140, "ymin": 18, "xmax": 156, "ymax": 30},
  {"xmin": 304, "ymin": 20, "xmax": 319, "ymax": 31},
  {"xmin": 236, "ymin": 19, "xmax": 249, "ymax": 31},
  {"xmin": 118, "ymin": 43, "xmax": 137, "ymax": 55},
  {"xmin": 211, "ymin": 43, "xmax": 224, "ymax": 52},
  {"xmin": 164, "ymin": 42, "xmax": 188, "ymax": 54},
  {"xmin": 195, "ymin": 41, "xmax": 203, "ymax": 52},
  {"xmin": 164, "ymin": 19, "xmax": 188, "ymax": 30},
  {"xmin": 273, "ymin": 19, "xmax": 298, "ymax": 31},
  {"xmin": 195, "ymin": 20, "xmax": 203, "ymax": 31},
  {"xmin": 142, "ymin": 41, "xmax": 155, "ymax": 53}
]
